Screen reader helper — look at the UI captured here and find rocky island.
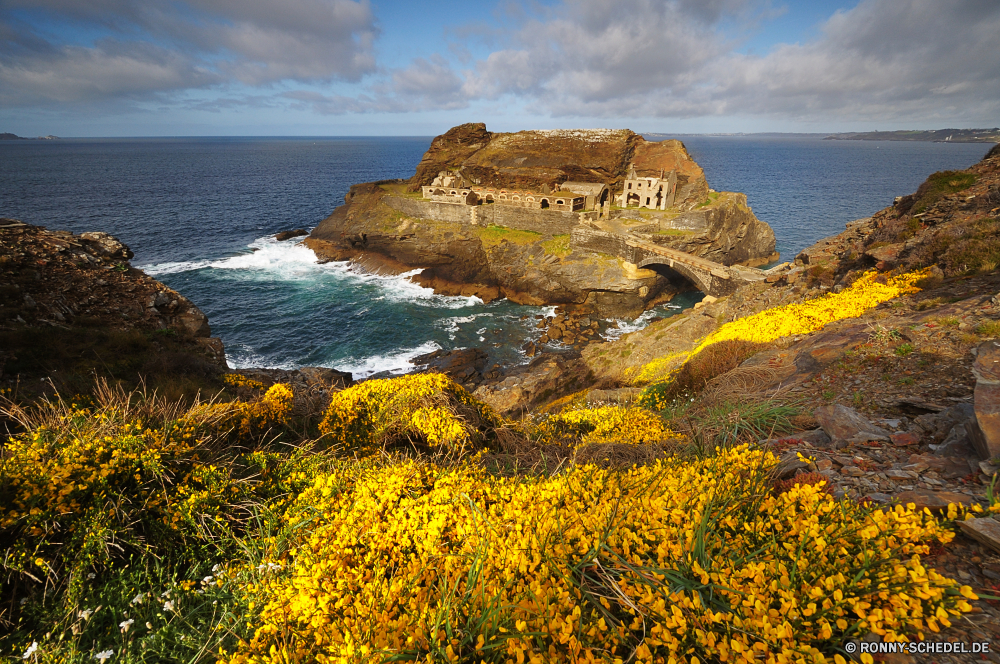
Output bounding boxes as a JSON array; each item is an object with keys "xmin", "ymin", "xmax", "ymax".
[{"xmin": 306, "ymin": 123, "xmax": 779, "ymax": 318}]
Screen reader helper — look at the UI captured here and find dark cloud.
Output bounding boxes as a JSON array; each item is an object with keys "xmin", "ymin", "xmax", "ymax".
[{"xmin": 0, "ymin": 0, "xmax": 377, "ymax": 106}]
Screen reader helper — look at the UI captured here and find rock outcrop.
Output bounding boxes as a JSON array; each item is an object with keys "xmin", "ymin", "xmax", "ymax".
[
  {"xmin": 0, "ymin": 219, "xmax": 227, "ymax": 398},
  {"xmin": 307, "ymin": 123, "xmax": 776, "ymax": 317}
]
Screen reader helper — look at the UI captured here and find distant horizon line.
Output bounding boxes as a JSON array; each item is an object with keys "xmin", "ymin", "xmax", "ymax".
[{"xmin": 3, "ymin": 130, "xmax": 998, "ymax": 140}]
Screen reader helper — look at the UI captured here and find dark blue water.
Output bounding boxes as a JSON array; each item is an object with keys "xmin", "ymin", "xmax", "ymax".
[
  {"xmin": 668, "ymin": 135, "xmax": 992, "ymax": 259},
  {"xmin": 1, "ymin": 135, "xmax": 991, "ymax": 373}
]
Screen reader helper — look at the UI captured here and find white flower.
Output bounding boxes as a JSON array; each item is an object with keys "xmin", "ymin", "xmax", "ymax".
[
  {"xmin": 78, "ymin": 609, "xmax": 93, "ymax": 620},
  {"xmin": 94, "ymin": 649, "xmax": 114, "ymax": 663},
  {"xmin": 201, "ymin": 575, "xmax": 214, "ymax": 584},
  {"xmin": 119, "ymin": 619, "xmax": 134, "ymax": 633},
  {"xmin": 145, "ymin": 622, "xmax": 153, "ymax": 630},
  {"xmin": 87, "ymin": 572, "xmax": 96, "ymax": 579},
  {"xmin": 160, "ymin": 590, "xmax": 171, "ymax": 598},
  {"xmin": 130, "ymin": 593, "xmax": 145, "ymax": 605},
  {"xmin": 162, "ymin": 600, "xmax": 175, "ymax": 612},
  {"xmin": 22, "ymin": 642, "xmax": 38, "ymax": 659},
  {"xmin": 211, "ymin": 564, "xmax": 221, "ymax": 572},
  {"xmin": 19, "ymin": 597, "xmax": 29, "ymax": 606}
]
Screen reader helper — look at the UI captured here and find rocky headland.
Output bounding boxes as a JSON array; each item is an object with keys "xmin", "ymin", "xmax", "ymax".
[{"xmin": 305, "ymin": 123, "xmax": 778, "ymax": 318}]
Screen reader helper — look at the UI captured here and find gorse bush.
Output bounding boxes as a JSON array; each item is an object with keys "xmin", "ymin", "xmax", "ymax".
[
  {"xmin": 535, "ymin": 404, "xmax": 679, "ymax": 447},
  {"xmin": 223, "ymin": 447, "xmax": 978, "ymax": 664},
  {"xmin": 0, "ymin": 380, "xmax": 323, "ymax": 660},
  {"xmin": 318, "ymin": 373, "xmax": 503, "ymax": 454},
  {"xmin": 638, "ymin": 269, "xmax": 928, "ymax": 411}
]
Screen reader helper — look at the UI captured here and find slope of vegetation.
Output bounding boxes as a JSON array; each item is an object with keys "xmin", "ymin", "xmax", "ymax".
[{"xmin": 3, "ymin": 268, "xmax": 997, "ymax": 664}]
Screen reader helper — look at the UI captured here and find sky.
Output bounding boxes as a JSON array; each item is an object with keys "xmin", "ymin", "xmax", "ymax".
[{"xmin": 0, "ymin": 0, "xmax": 997, "ymax": 136}]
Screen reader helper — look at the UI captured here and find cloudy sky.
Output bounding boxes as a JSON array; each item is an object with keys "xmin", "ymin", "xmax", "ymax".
[{"xmin": 1, "ymin": 0, "xmax": 997, "ymax": 136}]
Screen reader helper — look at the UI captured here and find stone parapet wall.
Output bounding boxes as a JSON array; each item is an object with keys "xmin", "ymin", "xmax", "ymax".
[
  {"xmin": 386, "ymin": 196, "xmax": 474, "ymax": 225},
  {"xmin": 385, "ymin": 196, "xmax": 579, "ymax": 235},
  {"xmin": 481, "ymin": 204, "xmax": 578, "ymax": 234}
]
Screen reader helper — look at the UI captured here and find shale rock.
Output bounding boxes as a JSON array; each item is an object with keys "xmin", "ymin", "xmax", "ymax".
[
  {"xmin": 970, "ymin": 340, "xmax": 1000, "ymax": 460},
  {"xmin": 814, "ymin": 404, "xmax": 891, "ymax": 448}
]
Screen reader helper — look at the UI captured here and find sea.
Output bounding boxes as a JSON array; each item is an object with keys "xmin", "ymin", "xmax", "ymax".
[{"xmin": 0, "ymin": 135, "xmax": 992, "ymax": 377}]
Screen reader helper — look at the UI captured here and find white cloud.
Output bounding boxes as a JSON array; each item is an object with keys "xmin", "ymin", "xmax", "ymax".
[{"xmin": 390, "ymin": 0, "xmax": 1000, "ymax": 125}]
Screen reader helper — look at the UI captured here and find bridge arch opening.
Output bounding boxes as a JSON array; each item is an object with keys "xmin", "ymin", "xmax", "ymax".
[{"xmin": 637, "ymin": 261, "xmax": 707, "ymax": 296}]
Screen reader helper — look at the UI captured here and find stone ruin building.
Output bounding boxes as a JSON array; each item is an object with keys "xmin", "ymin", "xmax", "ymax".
[
  {"xmin": 420, "ymin": 171, "xmax": 588, "ymax": 212},
  {"xmin": 617, "ymin": 164, "xmax": 677, "ymax": 210}
]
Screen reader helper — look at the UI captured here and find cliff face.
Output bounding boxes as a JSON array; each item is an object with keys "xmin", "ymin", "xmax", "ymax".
[
  {"xmin": 409, "ymin": 123, "xmax": 493, "ymax": 191},
  {"xmin": 0, "ymin": 220, "xmax": 226, "ymax": 399},
  {"xmin": 655, "ymin": 193, "xmax": 779, "ymax": 267},
  {"xmin": 309, "ymin": 123, "xmax": 776, "ymax": 317}
]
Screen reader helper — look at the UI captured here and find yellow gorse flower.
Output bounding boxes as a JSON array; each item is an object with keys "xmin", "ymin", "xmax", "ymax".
[
  {"xmin": 691, "ymin": 269, "xmax": 927, "ymax": 355},
  {"xmin": 318, "ymin": 373, "xmax": 501, "ymax": 453},
  {"xmin": 538, "ymin": 405, "xmax": 680, "ymax": 447},
  {"xmin": 223, "ymin": 446, "xmax": 970, "ymax": 664}
]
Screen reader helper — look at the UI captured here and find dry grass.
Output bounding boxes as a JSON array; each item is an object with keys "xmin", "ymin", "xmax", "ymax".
[{"xmin": 699, "ymin": 365, "xmax": 782, "ymax": 406}]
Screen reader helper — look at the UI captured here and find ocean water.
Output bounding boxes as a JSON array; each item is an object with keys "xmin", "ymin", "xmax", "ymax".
[{"xmin": 1, "ymin": 135, "xmax": 991, "ymax": 375}]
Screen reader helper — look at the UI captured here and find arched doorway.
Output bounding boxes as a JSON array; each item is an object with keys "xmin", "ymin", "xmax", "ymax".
[{"xmin": 540, "ymin": 199, "xmax": 549, "ymax": 209}]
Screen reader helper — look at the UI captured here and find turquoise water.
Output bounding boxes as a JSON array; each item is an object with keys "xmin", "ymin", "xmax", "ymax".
[{"xmin": 1, "ymin": 135, "xmax": 991, "ymax": 374}]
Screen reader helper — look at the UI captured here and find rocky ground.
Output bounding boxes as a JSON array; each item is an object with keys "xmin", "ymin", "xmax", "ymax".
[{"xmin": 411, "ymin": 145, "xmax": 1000, "ymax": 659}]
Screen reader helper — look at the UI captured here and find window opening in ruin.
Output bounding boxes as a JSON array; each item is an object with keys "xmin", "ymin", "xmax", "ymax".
[
  {"xmin": 646, "ymin": 197, "xmax": 650, "ymax": 205},
  {"xmin": 556, "ymin": 199, "xmax": 564, "ymax": 205},
  {"xmin": 540, "ymin": 199, "xmax": 549, "ymax": 208}
]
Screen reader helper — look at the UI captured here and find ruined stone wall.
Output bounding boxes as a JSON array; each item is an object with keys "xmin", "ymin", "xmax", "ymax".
[
  {"xmin": 385, "ymin": 197, "xmax": 474, "ymax": 225},
  {"xmin": 570, "ymin": 227, "xmax": 638, "ymax": 261},
  {"xmin": 385, "ymin": 196, "xmax": 579, "ymax": 235},
  {"xmin": 478, "ymin": 204, "xmax": 578, "ymax": 234}
]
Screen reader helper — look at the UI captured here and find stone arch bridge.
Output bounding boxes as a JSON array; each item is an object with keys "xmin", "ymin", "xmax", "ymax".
[{"xmin": 570, "ymin": 227, "xmax": 770, "ymax": 297}]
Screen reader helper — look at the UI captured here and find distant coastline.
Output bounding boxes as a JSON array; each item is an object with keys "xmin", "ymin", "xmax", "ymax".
[
  {"xmin": 824, "ymin": 128, "xmax": 999, "ymax": 143},
  {"xmin": 1, "ymin": 132, "xmax": 59, "ymax": 140}
]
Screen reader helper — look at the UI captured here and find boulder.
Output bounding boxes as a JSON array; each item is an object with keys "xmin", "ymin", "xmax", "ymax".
[
  {"xmin": 814, "ymin": 404, "xmax": 891, "ymax": 449},
  {"xmin": 890, "ymin": 431, "xmax": 920, "ymax": 447},
  {"xmin": 906, "ymin": 453, "xmax": 977, "ymax": 479},
  {"xmin": 772, "ymin": 451, "xmax": 810, "ymax": 479},
  {"xmin": 78, "ymin": 231, "xmax": 134, "ymax": 260},
  {"xmin": 864, "ymin": 242, "xmax": 904, "ymax": 270},
  {"xmin": 411, "ymin": 348, "xmax": 488, "ymax": 386},
  {"xmin": 174, "ymin": 304, "xmax": 211, "ymax": 337},
  {"xmin": 275, "ymin": 229, "xmax": 308, "ymax": 241},
  {"xmin": 799, "ymin": 428, "xmax": 832, "ymax": 447},
  {"xmin": 895, "ymin": 489, "xmax": 976, "ymax": 512},
  {"xmin": 930, "ymin": 420, "xmax": 976, "ymax": 457},
  {"xmin": 956, "ymin": 517, "xmax": 1000, "ymax": 554},
  {"xmin": 970, "ymin": 340, "xmax": 1000, "ymax": 460}
]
